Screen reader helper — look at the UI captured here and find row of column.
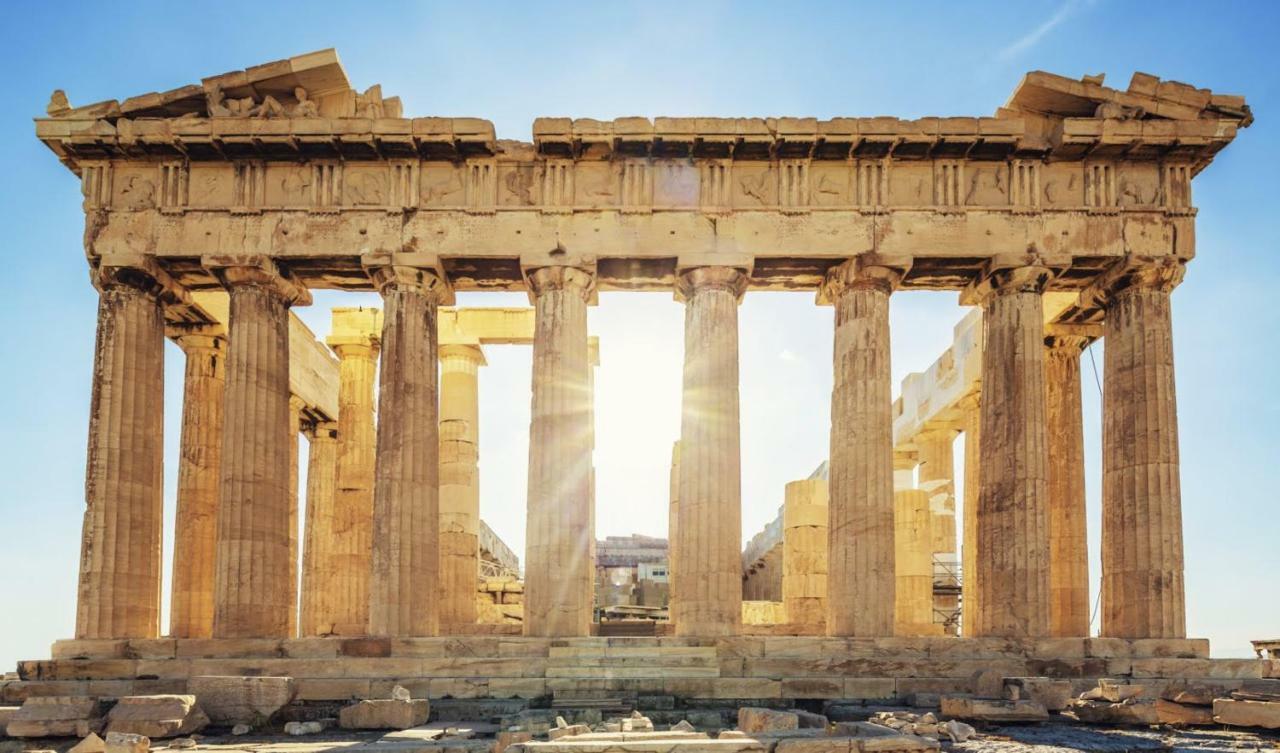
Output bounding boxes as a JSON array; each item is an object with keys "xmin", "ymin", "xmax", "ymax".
[{"xmin": 77, "ymin": 253, "xmax": 1186, "ymax": 641}]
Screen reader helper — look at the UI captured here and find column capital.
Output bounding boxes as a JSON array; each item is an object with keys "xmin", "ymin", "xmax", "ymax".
[
  {"xmin": 674, "ymin": 265, "xmax": 748, "ymax": 302},
  {"xmin": 1043, "ymin": 331, "xmax": 1092, "ymax": 354},
  {"xmin": 305, "ymin": 420, "xmax": 339, "ymax": 442},
  {"xmin": 367, "ymin": 264, "xmax": 451, "ymax": 302},
  {"xmin": 817, "ymin": 255, "xmax": 910, "ymax": 304},
  {"xmin": 93, "ymin": 253, "xmax": 191, "ymax": 306},
  {"xmin": 527, "ymin": 265, "xmax": 595, "ymax": 301},
  {"xmin": 327, "ymin": 339, "xmax": 379, "ymax": 360},
  {"xmin": 960, "ymin": 252, "xmax": 1068, "ymax": 306},
  {"xmin": 1088, "ymin": 255, "xmax": 1186, "ymax": 304},
  {"xmin": 203, "ymin": 255, "xmax": 312, "ymax": 306},
  {"xmin": 439, "ymin": 343, "xmax": 487, "ymax": 366}
]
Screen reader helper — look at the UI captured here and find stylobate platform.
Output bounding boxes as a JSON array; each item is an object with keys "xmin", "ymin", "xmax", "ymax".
[{"xmin": 5, "ymin": 636, "xmax": 1274, "ymax": 705}]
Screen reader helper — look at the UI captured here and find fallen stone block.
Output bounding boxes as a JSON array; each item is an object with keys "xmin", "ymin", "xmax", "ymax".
[
  {"xmin": 1081, "ymin": 679, "xmax": 1144, "ymax": 703},
  {"xmin": 794, "ymin": 710, "xmax": 828, "ymax": 729},
  {"xmin": 105, "ymin": 695, "xmax": 208, "ymax": 738},
  {"xmin": 104, "ymin": 732, "xmax": 149, "ymax": 753},
  {"xmin": 1213, "ymin": 698, "xmax": 1280, "ymax": 729},
  {"xmin": 1065, "ymin": 699, "xmax": 1158, "ymax": 725},
  {"xmin": 284, "ymin": 719, "xmax": 332, "ymax": 735},
  {"xmin": 776, "ymin": 739, "xmax": 853, "ymax": 753},
  {"xmin": 939, "ymin": 696, "xmax": 1048, "ymax": 722},
  {"xmin": 187, "ymin": 676, "xmax": 295, "ymax": 726},
  {"xmin": 942, "ymin": 720, "xmax": 975, "ymax": 743},
  {"xmin": 1154, "ymin": 699, "xmax": 1214, "ymax": 726},
  {"xmin": 497, "ymin": 731, "xmax": 534, "ymax": 753},
  {"xmin": 719, "ymin": 730, "xmax": 749, "ymax": 739},
  {"xmin": 671, "ymin": 720, "xmax": 696, "ymax": 732},
  {"xmin": 1233, "ymin": 678, "xmax": 1280, "ymax": 702},
  {"xmin": 1003, "ymin": 677, "xmax": 1074, "ymax": 711},
  {"xmin": 548, "ymin": 723, "xmax": 590, "ymax": 740},
  {"xmin": 230, "ymin": 724, "xmax": 251, "ymax": 736},
  {"xmin": 0, "ymin": 705, "xmax": 17, "ymax": 735},
  {"xmin": 338, "ymin": 699, "xmax": 430, "ymax": 730},
  {"xmin": 7, "ymin": 696, "xmax": 104, "ymax": 737},
  {"xmin": 969, "ymin": 669, "xmax": 1004, "ymax": 699},
  {"xmin": 1160, "ymin": 683, "xmax": 1225, "ymax": 706},
  {"xmin": 737, "ymin": 707, "xmax": 798, "ymax": 733},
  {"xmin": 69, "ymin": 732, "xmax": 106, "ymax": 753}
]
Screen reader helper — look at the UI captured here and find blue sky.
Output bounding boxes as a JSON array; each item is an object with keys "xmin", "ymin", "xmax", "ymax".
[{"xmin": 0, "ymin": 1, "xmax": 1276, "ymax": 669}]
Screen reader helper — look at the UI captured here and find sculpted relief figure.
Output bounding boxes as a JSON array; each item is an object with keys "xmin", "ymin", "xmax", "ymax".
[
  {"xmin": 46, "ymin": 89, "xmax": 71, "ymax": 117},
  {"xmin": 355, "ymin": 85, "xmax": 385, "ymax": 118}
]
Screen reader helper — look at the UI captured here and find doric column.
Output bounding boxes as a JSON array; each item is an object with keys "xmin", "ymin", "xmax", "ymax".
[
  {"xmin": 300, "ymin": 420, "xmax": 338, "ymax": 636},
  {"xmin": 210, "ymin": 257, "xmax": 311, "ymax": 639},
  {"xmin": 77, "ymin": 261, "xmax": 172, "ymax": 639},
  {"xmin": 823, "ymin": 258, "xmax": 904, "ymax": 637},
  {"xmin": 1045, "ymin": 332, "xmax": 1091, "ymax": 637},
  {"xmin": 169, "ymin": 329, "xmax": 226, "ymax": 639},
  {"xmin": 917, "ymin": 426, "xmax": 959, "ymax": 634},
  {"xmin": 782, "ymin": 479, "xmax": 828, "ymax": 631},
  {"xmin": 894, "ymin": 486, "xmax": 936, "ymax": 636},
  {"xmin": 673, "ymin": 266, "xmax": 748, "ymax": 637},
  {"xmin": 668, "ymin": 441, "xmax": 681, "ymax": 618},
  {"xmin": 524, "ymin": 266, "xmax": 595, "ymax": 637},
  {"xmin": 969, "ymin": 265, "xmax": 1053, "ymax": 638},
  {"xmin": 439, "ymin": 343, "xmax": 485, "ymax": 632},
  {"xmin": 287, "ymin": 395, "xmax": 305, "ymax": 638},
  {"xmin": 369, "ymin": 265, "xmax": 448, "ymax": 636},
  {"xmin": 1100, "ymin": 259, "xmax": 1186, "ymax": 638},
  {"xmin": 956, "ymin": 393, "xmax": 981, "ymax": 637},
  {"xmin": 326, "ymin": 320, "xmax": 380, "ymax": 635}
]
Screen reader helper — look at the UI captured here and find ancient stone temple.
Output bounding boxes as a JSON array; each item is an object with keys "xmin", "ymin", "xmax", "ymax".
[{"xmin": 15, "ymin": 49, "xmax": 1270, "ymax": 710}]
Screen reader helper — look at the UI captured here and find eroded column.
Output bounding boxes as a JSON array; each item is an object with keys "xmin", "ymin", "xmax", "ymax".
[
  {"xmin": 327, "ymin": 323, "xmax": 379, "ymax": 635},
  {"xmin": 169, "ymin": 330, "xmax": 226, "ymax": 639},
  {"xmin": 782, "ymin": 479, "xmax": 828, "ymax": 631},
  {"xmin": 917, "ymin": 426, "xmax": 959, "ymax": 634},
  {"xmin": 824, "ymin": 259, "xmax": 902, "ymax": 637},
  {"xmin": 77, "ymin": 263, "xmax": 168, "ymax": 639},
  {"xmin": 211, "ymin": 258, "xmax": 311, "ymax": 638},
  {"xmin": 287, "ymin": 395, "xmax": 304, "ymax": 638},
  {"xmin": 369, "ymin": 266, "xmax": 447, "ymax": 636},
  {"xmin": 1101, "ymin": 260, "xmax": 1186, "ymax": 638},
  {"xmin": 971, "ymin": 266, "xmax": 1052, "ymax": 638},
  {"xmin": 957, "ymin": 393, "xmax": 981, "ymax": 637},
  {"xmin": 524, "ymin": 266, "xmax": 595, "ymax": 637},
  {"xmin": 300, "ymin": 420, "xmax": 338, "ymax": 636},
  {"xmin": 439, "ymin": 343, "xmax": 485, "ymax": 632},
  {"xmin": 1045, "ymin": 332, "xmax": 1090, "ymax": 637},
  {"xmin": 673, "ymin": 266, "xmax": 747, "ymax": 637}
]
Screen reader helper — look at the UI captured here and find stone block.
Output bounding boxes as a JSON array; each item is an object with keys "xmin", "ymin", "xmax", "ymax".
[
  {"xmin": 548, "ymin": 724, "xmax": 590, "ymax": 739},
  {"xmin": 781, "ymin": 678, "xmax": 842, "ymax": 699},
  {"xmin": 1066, "ymin": 699, "xmax": 1158, "ymax": 725},
  {"xmin": 1160, "ymin": 682, "xmax": 1227, "ymax": 706},
  {"xmin": 187, "ymin": 676, "xmax": 295, "ymax": 725},
  {"xmin": 843, "ymin": 678, "xmax": 897, "ymax": 701},
  {"xmin": 1213, "ymin": 698, "xmax": 1280, "ymax": 729},
  {"xmin": 938, "ymin": 696, "xmax": 1048, "ymax": 722},
  {"xmin": 775, "ymin": 739, "xmax": 852, "ymax": 753},
  {"xmin": 497, "ymin": 731, "xmax": 534, "ymax": 753},
  {"xmin": 1002, "ymin": 678, "xmax": 1074, "ymax": 710},
  {"xmin": 1155, "ymin": 699, "xmax": 1214, "ymax": 725},
  {"xmin": 1081, "ymin": 679, "xmax": 1144, "ymax": 702},
  {"xmin": 0, "ymin": 705, "xmax": 16, "ymax": 735},
  {"xmin": 69, "ymin": 732, "xmax": 106, "ymax": 753},
  {"xmin": 7, "ymin": 696, "xmax": 104, "ymax": 737},
  {"xmin": 338, "ymin": 699, "xmax": 430, "ymax": 730},
  {"xmin": 104, "ymin": 695, "xmax": 208, "ymax": 738},
  {"xmin": 104, "ymin": 732, "xmax": 149, "ymax": 753},
  {"xmin": 737, "ymin": 707, "xmax": 798, "ymax": 733},
  {"xmin": 1234, "ymin": 678, "xmax": 1280, "ymax": 701},
  {"xmin": 1130, "ymin": 638, "xmax": 1210, "ymax": 659}
]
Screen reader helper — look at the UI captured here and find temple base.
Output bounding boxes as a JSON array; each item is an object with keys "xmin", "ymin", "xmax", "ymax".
[{"xmin": 7, "ymin": 636, "xmax": 1274, "ymax": 705}]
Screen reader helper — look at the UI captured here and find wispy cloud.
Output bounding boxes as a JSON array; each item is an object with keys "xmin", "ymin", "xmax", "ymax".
[{"xmin": 997, "ymin": 0, "xmax": 1095, "ymax": 61}]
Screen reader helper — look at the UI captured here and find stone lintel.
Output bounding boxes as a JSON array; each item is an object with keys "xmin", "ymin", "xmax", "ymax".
[
  {"xmin": 815, "ymin": 254, "xmax": 911, "ymax": 305},
  {"xmin": 1043, "ymin": 324, "xmax": 1100, "ymax": 350},
  {"xmin": 202, "ymin": 255, "xmax": 312, "ymax": 306},
  {"xmin": 1055, "ymin": 255, "xmax": 1187, "ymax": 324}
]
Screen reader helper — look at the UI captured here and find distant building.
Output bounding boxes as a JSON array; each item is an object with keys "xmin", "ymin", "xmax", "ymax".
[{"xmin": 595, "ymin": 534, "xmax": 669, "ymax": 618}]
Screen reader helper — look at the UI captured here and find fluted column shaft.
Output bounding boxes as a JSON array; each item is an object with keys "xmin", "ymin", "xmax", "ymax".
[
  {"xmin": 894, "ymin": 488, "xmax": 936, "ymax": 636},
  {"xmin": 287, "ymin": 395, "xmax": 304, "ymax": 637},
  {"xmin": 212, "ymin": 261, "xmax": 309, "ymax": 638},
  {"xmin": 824, "ymin": 259, "xmax": 901, "ymax": 637},
  {"xmin": 673, "ymin": 266, "xmax": 747, "ymax": 637},
  {"xmin": 668, "ymin": 441, "xmax": 681, "ymax": 616},
  {"xmin": 916, "ymin": 428, "xmax": 959, "ymax": 564},
  {"xmin": 957, "ymin": 394, "xmax": 981, "ymax": 636},
  {"xmin": 1045, "ymin": 334, "xmax": 1091, "ymax": 637},
  {"xmin": 77, "ymin": 268, "xmax": 167, "ymax": 639},
  {"xmin": 1101, "ymin": 262, "xmax": 1186, "ymax": 638},
  {"xmin": 369, "ymin": 266, "xmax": 446, "ymax": 636},
  {"xmin": 439, "ymin": 343, "xmax": 484, "ymax": 632},
  {"xmin": 300, "ymin": 421, "xmax": 338, "ymax": 636},
  {"xmin": 782, "ymin": 479, "xmax": 828, "ymax": 630},
  {"xmin": 524, "ymin": 266, "xmax": 595, "ymax": 637},
  {"xmin": 972, "ymin": 266, "xmax": 1052, "ymax": 638},
  {"xmin": 328, "ymin": 340, "xmax": 379, "ymax": 635},
  {"xmin": 169, "ymin": 332, "xmax": 226, "ymax": 639}
]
